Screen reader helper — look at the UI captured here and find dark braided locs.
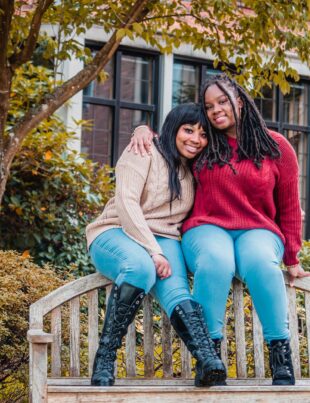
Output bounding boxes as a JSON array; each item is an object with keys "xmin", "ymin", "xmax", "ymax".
[{"xmin": 195, "ymin": 74, "xmax": 281, "ymax": 173}]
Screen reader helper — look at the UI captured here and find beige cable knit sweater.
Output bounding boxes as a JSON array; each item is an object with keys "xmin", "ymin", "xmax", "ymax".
[{"xmin": 86, "ymin": 146, "xmax": 195, "ymax": 256}]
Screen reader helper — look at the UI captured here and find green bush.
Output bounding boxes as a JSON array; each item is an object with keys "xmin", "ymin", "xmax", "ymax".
[
  {"xmin": 299, "ymin": 240, "xmax": 310, "ymax": 271},
  {"xmin": 0, "ymin": 117, "xmax": 114, "ymax": 275},
  {"xmin": 0, "ymin": 250, "xmax": 70, "ymax": 403}
]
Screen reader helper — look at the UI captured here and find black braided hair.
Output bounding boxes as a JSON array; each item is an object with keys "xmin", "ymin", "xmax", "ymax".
[{"xmin": 195, "ymin": 74, "xmax": 281, "ymax": 173}]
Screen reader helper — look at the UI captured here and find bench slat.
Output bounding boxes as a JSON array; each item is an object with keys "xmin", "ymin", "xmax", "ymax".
[
  {"xmin": 105, "ymin": 285, "xmax": 118, "ymax": 377},
  {"xmin": 180, "ymin": 340, "xmax": 192, "ymax": 378},
  {"xmin": 126, "ymin": 322, "xmax": 136, "ymax": 377},
  {"xmin": 252, "ymin": 306, "xmax": 265, "ymax": 378},
  {"xmin": 233, "ymin": 279, "xmax": 247, "ymax": 378},
  {"xmin": 162, "ymin": 311, "xmax": 173, "ymax": 378},
  {"xmin": 222, "ymin": 314, "xmax": 228, "ymax": 369},
  {"xmin": 87, "ymin": 290, "xmax": 98, "ymax": 376},
  {"xmin": 51, "ymin": 307, "xmax": 62, "ymax": 377},
  {"xmin": 305, "ymin": 293, "xmax": 310, "ymax": 376},
  {"xmin": 143, "ymin": 295, "xmax": 154, "ymax": 377},
  {"xmin": 70, "ymin": 297, "xmax": 80, "ymax": 377},
  {"xmin": 287, "ymin": 286, "xmax": 301, "ymax": 378}
]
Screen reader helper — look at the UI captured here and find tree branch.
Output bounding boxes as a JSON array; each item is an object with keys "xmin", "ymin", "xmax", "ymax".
[
  {"xmin": 10, "ymin": 0, "xmax": 54, "ymax": 69},
  {"xmin": 0, "ymin": 0, "xmax": 154, "ymax": 205},
  {"xmin": 140, "ymin": 13, "xmax": 191, "ymax": 22},
  {"xmin": 0, "ymin": 0, "xmax": 15, "ymax": 181},
  {"xmin": 0, "ymin": 0, "xmax": 14, "ymax": 71}
]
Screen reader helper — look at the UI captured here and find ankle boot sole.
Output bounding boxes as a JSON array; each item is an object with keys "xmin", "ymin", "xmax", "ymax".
[
  {"xmin": 272, "ymin": 379, "xmax": 295, "ymax": 386},
  {"xmin": 91, "ymin": 378, "xmax": 115, "ymax": 387},
  {"xmin": 195, "ymin": 367, "xmax": 227, "ymax": 387}
]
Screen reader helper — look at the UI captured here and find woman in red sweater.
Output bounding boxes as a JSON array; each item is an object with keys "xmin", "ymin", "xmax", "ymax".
[{"xmin": 130, "ymin": 74, "xmax": 310, "ymax": 385}]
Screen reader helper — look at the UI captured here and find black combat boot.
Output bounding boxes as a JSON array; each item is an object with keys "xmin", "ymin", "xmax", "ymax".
[
  {"xmin": 211, "ymin": 338, "xmax": 226, "ymax": 386},
  {"xmin": 268, "ymin": 339, "xmax": 295, "ymax": 385},
  {"xmin": 170, "ymin": 300, "xmax": 227, "ymax": 387},
  {"xmin": 91, "ymin": 282, "xmax": 145, "ymax": 386},
  {"xmin": 212, "ymin": 338, "xmax": 222, "ymax": 359}
]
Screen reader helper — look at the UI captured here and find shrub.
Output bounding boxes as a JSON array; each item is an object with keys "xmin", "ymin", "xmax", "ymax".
[
  {"xmin": 0, "ymin": 117, "xmax": 115, "ymax": 276},
  {"xmin": 0, "ymin": 250, "xmax": 70, "ymax": 403}
]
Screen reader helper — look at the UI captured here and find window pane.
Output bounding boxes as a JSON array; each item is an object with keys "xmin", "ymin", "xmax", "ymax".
[
  {"xmin": 284, "ymin": 129, "xmax": 309, "ymax": 237},
  {"xmin": 81, "ymin": 104, "xmax": 113, "ymax": 164},
  {"xmin": 173, "ymin": 62, "xmax": 199, "ymax": 106},
  {"xmin": 118, "ymin": 109, "xmax": 151, "ymax": 157},
  {"xmin": 120, "ymin": 55, "xmax": 153, "ymax": 104},
  {"xmin": 204, "ymin": 68, "xmax": 221, "ymax": 80},
  {"xmin": 283, "ymin": 84, "xmax": 308, "ymax": 126},
  {"xmin": 254, "ymin": 86, "xmax": 277, "ymax": 122},
  {"xmin": 83, "ymin": 59, "xmax": 114, "ymax": 99}
]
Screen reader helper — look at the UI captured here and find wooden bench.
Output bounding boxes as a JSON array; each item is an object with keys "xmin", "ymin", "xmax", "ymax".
[{"xmin": 28, "ymin": 271, "xmax": 310, "ymax": 402}]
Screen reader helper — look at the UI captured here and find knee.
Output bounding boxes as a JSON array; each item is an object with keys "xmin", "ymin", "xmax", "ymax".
[
  {"xmin": 121, "ymin": 259, "xmax": 156, "ymax": 291},
  {"xmin": 238, "ymin": 251, "xmax": 283, "ymax": 282},
  {"xmin": 195, "ymin": 251, "xmax": 235, "ymax": 279}
]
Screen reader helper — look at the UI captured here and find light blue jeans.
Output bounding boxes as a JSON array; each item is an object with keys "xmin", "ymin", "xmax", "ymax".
[
  {"xmin": 182, "ymin": 225, "xmax": 289, "ymax": 342},
  {"xmin": 90, "ymin": 228, "xmax": 193, "ymax": 318}
]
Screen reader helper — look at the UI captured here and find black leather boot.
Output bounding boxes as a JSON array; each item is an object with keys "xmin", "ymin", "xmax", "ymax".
[
  {"xmin": 268, "ymin": 339, "xmax": 295, "ymax": 385},
  {"xmin": 212, "ymin": 338, "xmax": 222, "ymax": 359},
  {"xmin": 91, "ymin": 282, "xmax": 145, "ymax": 386},
  {"xmin": 170, "ymin": 300, "xmax": 227, "ymax": 387},
  {"xmin": 211, "ymin": 338, "xmax": 226, "ymax": 386}
]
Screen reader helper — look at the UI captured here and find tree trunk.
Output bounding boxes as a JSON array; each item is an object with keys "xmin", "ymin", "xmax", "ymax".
[{"xmin": 0, "ymin": 66, "xmax": 13, "ymax": 207}]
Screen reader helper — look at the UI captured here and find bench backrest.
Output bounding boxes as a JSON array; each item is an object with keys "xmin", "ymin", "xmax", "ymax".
[{"xmin": 28, "ymin": 272, "xmax": 310, "ymax": 381}]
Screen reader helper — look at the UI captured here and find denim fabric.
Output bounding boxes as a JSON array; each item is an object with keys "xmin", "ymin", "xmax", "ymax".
[
  {"xmin": 182, "ymin": 225, "xmax": 289, "ymax": 342},
  {"xmin": 90, "ymin": 228, "xmax": 192, "ymax": 317}
]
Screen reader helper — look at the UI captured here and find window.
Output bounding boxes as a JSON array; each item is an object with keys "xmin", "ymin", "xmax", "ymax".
[
  {"xmin": 172, "ymin": 58, "xmax": 221, "ymax": 107},
  {"xmin": 81, "ymin": 47, "xmax": 159, "ymax": 165},
  {"xmin": 173, "ymin": 62, "xmax": 200, "ymax": 106},
  {"xmin": 256, "ymin": 82, "xmax": 310, "ymax": 238},
  {"xmin": 254, "ymin": 86, "xmax": 277, "ymax": 122},
  {"xmin": 283, "ymin": 83, "xmax": 308, "ymax": 127}
]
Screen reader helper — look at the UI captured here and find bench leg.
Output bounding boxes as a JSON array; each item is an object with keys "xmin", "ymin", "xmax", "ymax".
[{"xmin": 30, "ymin": 343, "xmax": 48, "ymax": 403}]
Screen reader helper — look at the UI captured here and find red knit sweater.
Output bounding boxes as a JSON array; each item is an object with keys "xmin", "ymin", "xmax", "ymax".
[{"xmin": 182, "ymin": 131, "xmax": 302, "ymax": 265}]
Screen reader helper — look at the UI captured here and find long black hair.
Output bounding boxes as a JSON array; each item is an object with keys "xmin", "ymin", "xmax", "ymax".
[
  {"xmin": 155, "ymin": 102, "xmax": 206, "ymax": 203},
  {"xmin": 195, "ymin": 74, "xmax": 281, "ymax": 173}
]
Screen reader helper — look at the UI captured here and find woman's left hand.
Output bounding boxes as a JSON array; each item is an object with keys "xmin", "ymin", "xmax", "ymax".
[
  {"xmin": 152, "ymin": 254, "xmax": 172, "ymax": 279},
  {"xmin": 287, "ymin": 264, "xmax": 310, "ymax": 287}
]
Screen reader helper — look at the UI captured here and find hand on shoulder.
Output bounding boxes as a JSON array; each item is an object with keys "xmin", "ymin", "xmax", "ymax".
[{"xmin": 127, "ymin": 125, "xmax": 156, "ymax": 156}]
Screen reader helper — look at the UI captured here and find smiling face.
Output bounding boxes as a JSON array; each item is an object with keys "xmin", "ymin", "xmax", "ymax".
[
  {"xmin": 175, "ymin": 123, "xmax": 208, "ymax": 159},
  {"xmin": 204, "ymin": 84, "xmax": 242, "ymax": 138}
]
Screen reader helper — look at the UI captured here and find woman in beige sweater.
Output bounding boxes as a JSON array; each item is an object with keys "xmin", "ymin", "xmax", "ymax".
[{"xmin": 86, "ymin": 103, "xmax": 226, "ymax": 387}]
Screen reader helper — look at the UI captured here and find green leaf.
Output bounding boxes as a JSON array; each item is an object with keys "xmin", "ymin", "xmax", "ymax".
[{"xmin": 116, "ymin": 28, "xmax": 126, "ymax": 40}]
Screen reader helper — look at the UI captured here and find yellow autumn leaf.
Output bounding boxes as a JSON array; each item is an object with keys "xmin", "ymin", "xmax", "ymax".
[
  {"xmin": 15, "ymin": 207, "xmax": 23, "ymax": 215},
  {"xmin": 44, "ymin": 150, "xmax": 53, "ymax": 160},
  {"xmin": 21, "ymin": 250, "xmax": 30, "ymax": 259}
]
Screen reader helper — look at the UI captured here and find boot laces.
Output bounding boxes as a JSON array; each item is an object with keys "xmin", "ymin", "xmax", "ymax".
[
  {"xmin": 271, "ymin": 342, "xmax": 292, "ymax": 377},
  {"xmin": 95, "ymin": 349, "xmax": 116, "ymax": 372},
  {"xmin": 187, "ymin": 308, "xmax": 217, "ymax": 358}
]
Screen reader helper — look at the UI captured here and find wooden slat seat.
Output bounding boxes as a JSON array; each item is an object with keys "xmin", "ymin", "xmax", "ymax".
[{"xmin": 28, "ymin": 271, "xmax": 310, "ymax": 402}]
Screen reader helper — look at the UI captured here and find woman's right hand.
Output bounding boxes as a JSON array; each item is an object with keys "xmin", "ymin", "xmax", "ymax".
[
  {"xmin": 127, "ymin": 126, "xmax": 155, "ymax": 156},
  {"xmin": 151, "ymin": 254, "xmax": 172, "ymax": 280}
]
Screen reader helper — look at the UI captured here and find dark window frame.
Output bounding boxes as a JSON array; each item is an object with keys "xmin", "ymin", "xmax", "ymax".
[{"xmin": 83, "ymin": 42, "xmax": 160, "ymax": 165}]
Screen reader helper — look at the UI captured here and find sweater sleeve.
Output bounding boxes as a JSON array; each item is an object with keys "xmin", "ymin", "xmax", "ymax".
[
  {"xmin": 274, "ymin": 136, "xmax": 302, "ymax": 265},
  {"xmin": 114, "ymin": 150, "xmax": 163, "ymax": 256}
]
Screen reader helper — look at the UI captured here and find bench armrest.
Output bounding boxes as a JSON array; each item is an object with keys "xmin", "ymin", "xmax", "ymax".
[{"xmin": 27, "ymin": 329, "xmax": 54, "ymax": 344}]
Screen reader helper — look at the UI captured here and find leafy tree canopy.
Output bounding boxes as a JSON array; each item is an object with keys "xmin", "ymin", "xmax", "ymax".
[{"xmin": 0, "ymin": 0, "xmax": 310, "ymax": 205}]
